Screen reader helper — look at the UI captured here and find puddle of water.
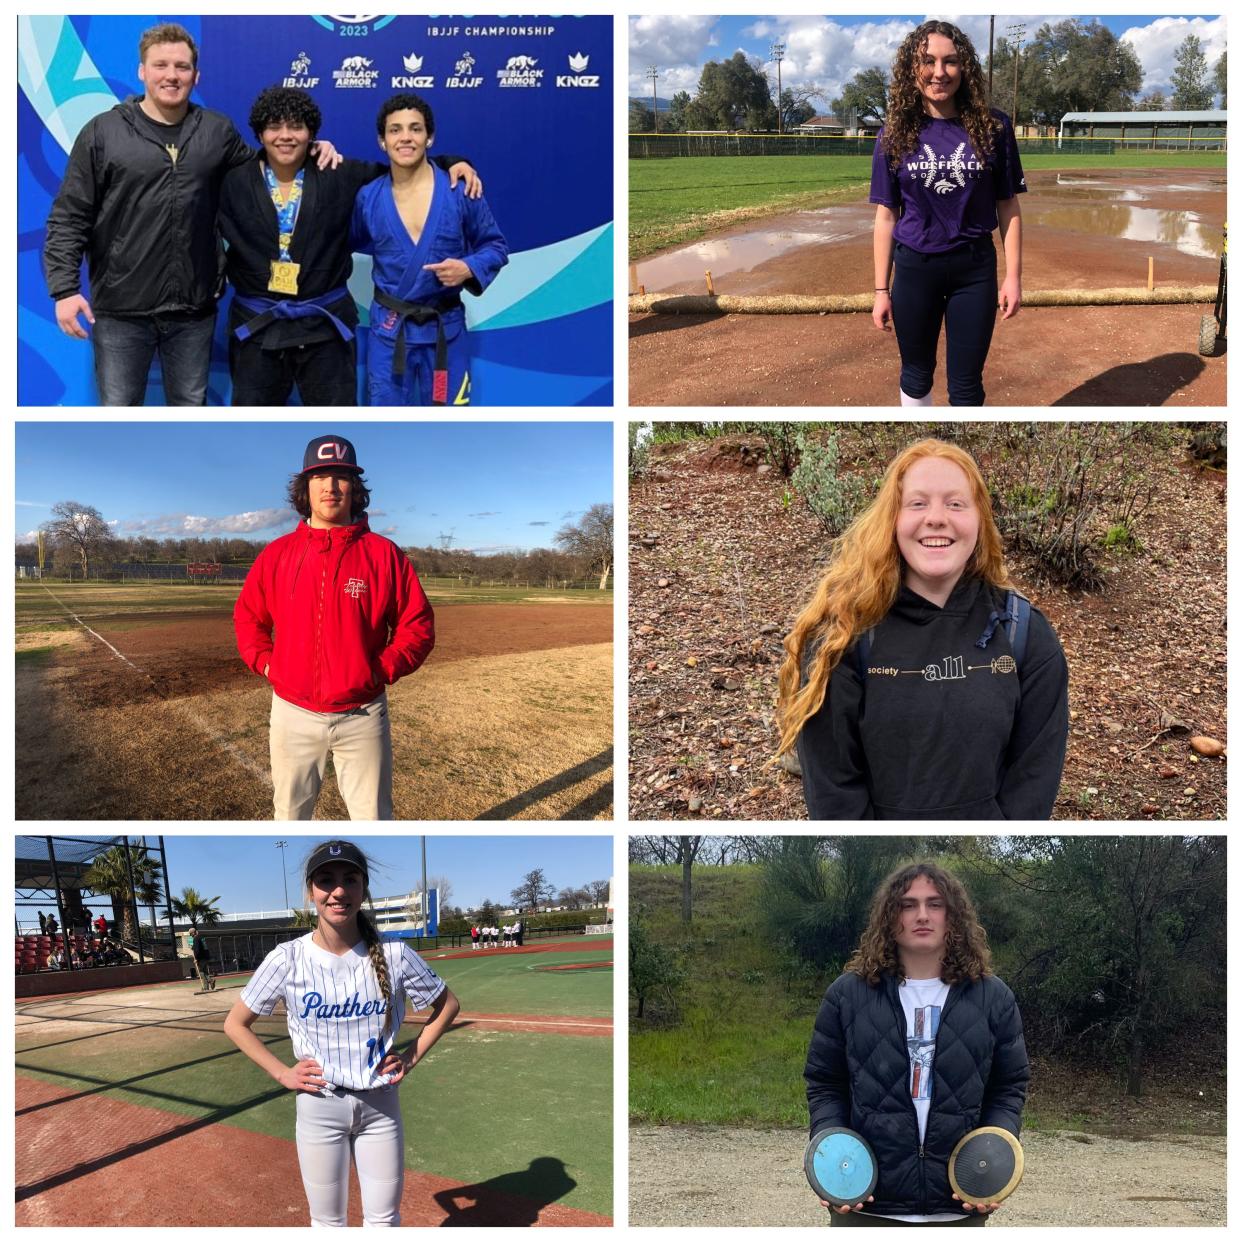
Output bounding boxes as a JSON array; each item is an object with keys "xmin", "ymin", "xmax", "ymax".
[
  {"xmin": 1027, "ymin": 202, "xmax": 1220, "ymax": 258},
  {"xmin": 633, "ymin": 208, "xmax": 873, "ymax": 292}
]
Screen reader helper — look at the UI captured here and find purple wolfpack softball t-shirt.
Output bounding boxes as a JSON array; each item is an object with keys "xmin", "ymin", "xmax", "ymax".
[{"xmin": 870, "ymin": 109, "xmax": 1026, "ymax": 253}]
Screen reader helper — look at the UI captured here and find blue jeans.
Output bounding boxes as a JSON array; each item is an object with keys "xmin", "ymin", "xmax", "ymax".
[
  {"xmin": 92, "ymin": 310, "xmax": 216, "ymax": 406},
  {"xmin": 891, "ymin": 238, "xmax": 998, "ymax": 406}
]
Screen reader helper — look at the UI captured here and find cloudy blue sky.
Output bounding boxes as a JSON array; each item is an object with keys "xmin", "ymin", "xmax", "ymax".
[
  {"xmin": 15, "ymin": 422, "xmax": 612, "ymax": 553},
  {"xmin": 629, "ymin": 14, "xmax": 1227, "ymax": 104}
]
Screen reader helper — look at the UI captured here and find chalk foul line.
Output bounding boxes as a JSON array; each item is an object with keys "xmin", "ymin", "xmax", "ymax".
[{"xmin": 39, "ymin": 585, "xmax": 273, "ymax": 791}]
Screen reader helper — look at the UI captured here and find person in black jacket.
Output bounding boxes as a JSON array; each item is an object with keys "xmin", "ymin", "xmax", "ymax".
[
  {"xmin": 775, "ymin": 438, "xmax": 1068, "ymax": 819},
  {"xmin": 219, "ymin": 86, "xmax": 481, "ymax": 406},
  {"xmin": 805, "ymin": 861, "xmax": 1029, "ymax": 1226},
  {"xmin": 41, "ymin": 22, "xmax": 345, "ymax": 406}
]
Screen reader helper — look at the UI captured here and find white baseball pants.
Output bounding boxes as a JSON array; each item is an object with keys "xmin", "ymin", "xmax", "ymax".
[
  {"xmin": 270, "ymin": 691, "xmax": 393, "ymax": 820},
  {"xmin": 295, "ymin": 1086, "xmax": 404, "ymax": 1226}
]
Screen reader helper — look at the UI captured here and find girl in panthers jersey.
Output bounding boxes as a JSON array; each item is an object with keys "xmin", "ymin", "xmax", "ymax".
[{"xmin": 224, "ymin": 839, "xmax": 459, "ymax": 1226}]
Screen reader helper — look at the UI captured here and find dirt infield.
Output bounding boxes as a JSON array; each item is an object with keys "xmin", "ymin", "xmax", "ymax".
[
  {"xmin": 15, "ymin": 597, "xmax": 613, "ymax": 820},
  {"xmin": 455, "ymin": 1012, "xmax": 612, "ymax": 1035},
  {"xmin": 536, "ymin": 962, "xmax": 612, "ymax": 973},
  {"xmin": 16, "ymin": 1076, "xmax": 610, "ymax": 1227},
  {"xmin": 630, "ymin": 166, "xmax": 1225, "ymax": 405}
]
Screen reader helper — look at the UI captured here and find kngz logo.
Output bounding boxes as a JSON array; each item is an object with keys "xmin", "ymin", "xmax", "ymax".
[
  {"xmin": 446, "ymin": 50, "xmax": 483, "ymax": 88},
  {"xmin": 344, "ymin": 578, "xmax": 368, "ymax": 599},
  {"xmin": 557, "ymin": 51, "xmax": 599, "ymax": 87},
  {"xmin": 284, "ymin": 52, "xmax": 319, "ymax": 88},
  {"xmin": 392, "ymin": 51, "xmax": 433, "ymax": 89}
]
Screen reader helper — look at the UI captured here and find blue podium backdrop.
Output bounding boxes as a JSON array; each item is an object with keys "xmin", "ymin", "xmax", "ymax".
[{"xmin": 18, "ymin": 14, "xmax": 613, "ymax": 406}]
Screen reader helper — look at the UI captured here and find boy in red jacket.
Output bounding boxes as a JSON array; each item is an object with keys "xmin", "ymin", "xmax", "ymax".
[{"xmin": 233, "ymin": 434, "xmax": 435, "ymax": 818}]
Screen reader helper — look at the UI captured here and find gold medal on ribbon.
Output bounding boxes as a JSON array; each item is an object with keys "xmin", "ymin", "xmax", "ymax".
[{"xmin": 268, "ymin": 260, "xmax": 301, "ymax": 295}]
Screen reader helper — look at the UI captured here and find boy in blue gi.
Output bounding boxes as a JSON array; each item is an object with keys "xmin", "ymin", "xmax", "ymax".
[{"xmin": 351, "ymin": 93, "xmax": 508, "ymax": 405}]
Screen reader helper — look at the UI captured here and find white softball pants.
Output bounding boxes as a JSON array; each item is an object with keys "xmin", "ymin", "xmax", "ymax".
[
  {"xmin": 295, "ymin": 1086, "xmax": 404, "ymax": 1227},
  {"xmin": 270, "ymin": 691, "xmax": 393, "ymax": 820}
]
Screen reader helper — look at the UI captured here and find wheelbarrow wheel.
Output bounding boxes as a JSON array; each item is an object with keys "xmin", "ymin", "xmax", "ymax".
[{"xmin": 1198, "ymin": 313, "xmax": 1219, "ymax": 356}]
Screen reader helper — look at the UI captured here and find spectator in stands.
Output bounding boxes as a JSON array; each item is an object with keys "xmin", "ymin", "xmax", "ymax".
[
  {"xmin": 46, "ymin": 914, "xmax": 59, "ymax": 936},
  {"xmin": 94, "ymin": 913, "xmax": 109, "ymax": 937},
  {"xmin": 49, "ymin": 948, "xmax": 66, "ymax": 970},
  {"xmin": 38, "ymin": 911, "xmax": 48, "ymax": 934}
]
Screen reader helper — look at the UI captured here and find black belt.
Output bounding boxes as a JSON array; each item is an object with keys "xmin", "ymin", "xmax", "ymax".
[{"xmin": 372, "ymin": 289, "xmax": 449, "ymax": 405}]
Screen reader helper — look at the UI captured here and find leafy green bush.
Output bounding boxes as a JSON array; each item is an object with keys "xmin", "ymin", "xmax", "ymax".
[
  {"xmin": 791, "ymin": 428, "xmax": 870, "ymax": 535},
  {"xmin": 631, "ymin": 904, "xmax": 686, "ymax": 1023}
]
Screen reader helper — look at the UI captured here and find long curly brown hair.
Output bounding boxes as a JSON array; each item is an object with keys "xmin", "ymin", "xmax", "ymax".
[
  {"xmin": 845, "ymin": 862, "xmax": 993, "ymax": 985},
  {"xmin": 882, "ymin": 20, "xmax": 999, "ymax": 171}
]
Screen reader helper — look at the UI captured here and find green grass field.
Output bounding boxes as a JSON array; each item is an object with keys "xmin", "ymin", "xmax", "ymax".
[
  {"xmin": 16, "ymin": 938, "xmax": 613, "ymax": 1215},
  {"xmin": 629, "ymin": 149, "xmax": 1228, "ymax": 258}
]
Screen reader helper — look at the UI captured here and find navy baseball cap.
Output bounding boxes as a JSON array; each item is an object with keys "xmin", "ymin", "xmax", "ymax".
[
  {"xmin": 301, "ymin": 435, "xmax": 363, "ymax": 475},
  {"xmin": 305, "ymin": 840, "xmax": 369, "ymax": 883}
]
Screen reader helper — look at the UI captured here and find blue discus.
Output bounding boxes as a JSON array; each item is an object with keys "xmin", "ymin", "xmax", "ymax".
[{"xmin": 804, "ymin": 1127, "xmax": 878, "ymax": 1207}]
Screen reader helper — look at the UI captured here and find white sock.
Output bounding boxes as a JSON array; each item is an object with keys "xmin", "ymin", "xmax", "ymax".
[{"xmin": 900, "ymin": 387, "xmax": 933, "ymax": 407}]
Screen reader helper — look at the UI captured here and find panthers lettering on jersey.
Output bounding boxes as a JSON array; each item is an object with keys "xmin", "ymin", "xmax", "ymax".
[{"xmin": 241, "ymin": 933, "xmax": 445, "ymax": 1092}]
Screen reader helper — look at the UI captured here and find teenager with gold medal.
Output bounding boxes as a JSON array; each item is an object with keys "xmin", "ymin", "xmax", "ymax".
[{"xmin": 219, "ymin": 86, "xmax": 481, "ymax": 405}]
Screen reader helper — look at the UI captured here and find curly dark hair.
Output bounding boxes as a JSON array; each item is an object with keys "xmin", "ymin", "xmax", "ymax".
[
  {"xmin": 249, "ymin": 86, "xmax": 322, "ymax": 141},
  {"xmin": 286, "ymin": 469, "xmax": 371, "ymax": 521},
  {"xmin": 882, "ymin": 20, "xmax": 999, "ymax": 171},
  {"xmin": 845, "ymin": 861, "xmax": 993, "ymax": 986},
  {"xmin": 377, "ymin": 92, "xmax": 435, "ymax": 139}
]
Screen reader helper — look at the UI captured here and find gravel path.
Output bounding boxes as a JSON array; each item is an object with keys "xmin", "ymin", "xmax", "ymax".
[{"xmin": 629, "ymin": 1126, "xmax": 1226, "ymax": 1227}]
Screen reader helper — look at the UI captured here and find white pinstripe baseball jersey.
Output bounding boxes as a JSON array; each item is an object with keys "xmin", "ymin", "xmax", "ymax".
[{"xmin": 240, "ymin": 933, "xmax": 446, "ymax": 1092}]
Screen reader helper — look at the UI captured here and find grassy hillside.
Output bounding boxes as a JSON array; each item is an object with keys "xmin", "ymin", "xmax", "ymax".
[{"xmin": 630, "ymin": 863, "xmax": 828, "ymax": 1126}]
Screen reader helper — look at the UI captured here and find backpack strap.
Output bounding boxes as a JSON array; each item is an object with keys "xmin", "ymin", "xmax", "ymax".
[
  {"xmin": 1005, "ymin": 589, "xmax": 1031, "ymax": 669},
  {"xmin": 853, "ymin": 628, "xmax": 873, "ymax": 679}
]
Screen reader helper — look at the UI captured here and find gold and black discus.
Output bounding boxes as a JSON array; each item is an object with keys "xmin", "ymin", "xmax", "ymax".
[{"xmin": 948, "ymin": 1126, "xmax": 1025, "ymax": 1205}]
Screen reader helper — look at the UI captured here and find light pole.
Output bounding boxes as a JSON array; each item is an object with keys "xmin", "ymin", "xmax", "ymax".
[
  {"xmin": 646, "ymin": 65, "xmax": 659, "ymax": 132},
  {"xmin": 275, "ymin": 839, "xmax": 290, "ymax": 913},
  {"xmin": 770, "ymin": 40, "xmax": 786, "ymax": 133},
  {"xmin": 1007, "ymin": 23, "xmax": 1026, "ymax": 128}
]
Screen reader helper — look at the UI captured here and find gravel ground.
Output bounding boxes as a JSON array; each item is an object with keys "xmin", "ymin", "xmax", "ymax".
[{"xmin": 629, "ymin": 1126, "xmax": 1226, "ymax": 1227}]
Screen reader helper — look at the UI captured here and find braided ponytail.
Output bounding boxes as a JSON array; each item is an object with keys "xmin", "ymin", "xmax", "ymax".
[{"xmin": 357, "ymin": 908, "xmax": 396, "ymax": 1049}]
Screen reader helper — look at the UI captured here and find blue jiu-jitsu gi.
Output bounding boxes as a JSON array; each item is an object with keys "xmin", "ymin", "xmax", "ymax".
[{"xmin": 351, "ymin": 165, "xmax": 508, "ymax": 405}]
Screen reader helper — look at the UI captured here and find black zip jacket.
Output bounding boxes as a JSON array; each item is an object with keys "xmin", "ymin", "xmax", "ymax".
[
  {"xmin": 797, "ymin": 577, "xmax": 1068, "ymax": 820},
  {"xmin": 218, "ymin": 153, "xmax": 470, "ymax": 350},
  {"xmin": 805, "ymin": 970, "xmax": 1029, "ymax": 1217},
  {"xmin": 43, "ymin": 97, "xmax": 253, "ymax": 315}
]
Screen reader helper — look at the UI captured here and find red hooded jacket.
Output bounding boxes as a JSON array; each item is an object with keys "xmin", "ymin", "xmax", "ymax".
[{"xmin": 233, "ymin": 517, "xmax": 435, "ymax": 713}]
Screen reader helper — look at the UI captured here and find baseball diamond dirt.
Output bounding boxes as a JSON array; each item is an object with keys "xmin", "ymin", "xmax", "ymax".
[
  {"xmin": 16, "ymin": 937, "xmax": 613, "ymax": 1226},
  {"xmin": 628, "ymin": 1125, "xmax": 1226, "ymax": 1227},
  {"xmin": 630, "ymin": 167, "xmax": 1225, "ymax": 406},
  {"xmin": 14, "ymin": 583, "xmax": 612, "ymax": 820}
]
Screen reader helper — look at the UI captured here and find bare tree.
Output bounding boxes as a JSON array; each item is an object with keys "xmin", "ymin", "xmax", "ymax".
[
  {"xmin": 555, "ymin": 502, "xmax": 614, "ymax": 589},
  {"xmin": 586, "ymin": 878, "xmax": 611, "ymax": 906},
  {"xmin": 42, "ymin": 501, "xmax": 116, "ymax": 578},
  {"xmin": 511, "ymin": 867, "xmax": 554, "ymax": 910},
  {"xmin": 428, "ymin": 874, "xmax": 453, "ymax": 910}
]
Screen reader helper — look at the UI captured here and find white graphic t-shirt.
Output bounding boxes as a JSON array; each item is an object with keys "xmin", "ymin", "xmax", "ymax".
[
  {"xmin": 875, "ymin": 976, "xmax": 962, "ymax": 1224},
  {"xmin": 241, "ymin": 933, "xmax": 446, "ymax": 1092}
]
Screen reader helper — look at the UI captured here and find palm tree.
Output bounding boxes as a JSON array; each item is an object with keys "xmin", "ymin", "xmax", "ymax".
[
  {"xmin": 79, "ymin": 843, "xmax": 164, "ymax": 945},
  {"xmin": 290, "ymin": 907, "xmax": 318, "ymax": 929},
  {"xmin": 168, "ymin": 887, "xmax": 223, "ymax": 929}
]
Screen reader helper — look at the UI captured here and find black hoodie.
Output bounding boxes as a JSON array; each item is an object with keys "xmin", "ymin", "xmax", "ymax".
[{"xmin": 797, "ymin": 577, "xmax": 1068, "ymax": 819}]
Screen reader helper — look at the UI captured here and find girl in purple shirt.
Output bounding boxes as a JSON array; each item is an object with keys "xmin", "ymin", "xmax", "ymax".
[{"xmin": 870, "ymin": 21, "xmax": 1026, "ymax": 406}]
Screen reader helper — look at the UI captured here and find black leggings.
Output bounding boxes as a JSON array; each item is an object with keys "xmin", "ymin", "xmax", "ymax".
[{"xmin": 891, "ymin": 238, "xmax": 998, "ymax": 406}]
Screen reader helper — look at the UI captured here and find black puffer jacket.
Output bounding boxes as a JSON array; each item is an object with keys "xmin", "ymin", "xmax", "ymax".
[
  {"xmin": 43, "ymin": 97, "xmax": 252, "ymax": 314},
  {"xmin": 804, "ymin": 970, "xmax": 1029, "ymax": 1217}
]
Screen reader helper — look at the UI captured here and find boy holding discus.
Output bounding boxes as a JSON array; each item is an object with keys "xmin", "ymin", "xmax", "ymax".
[{"xmin": 804, "ymin": 862, "xmax": 1028, "ymax": 1226}]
